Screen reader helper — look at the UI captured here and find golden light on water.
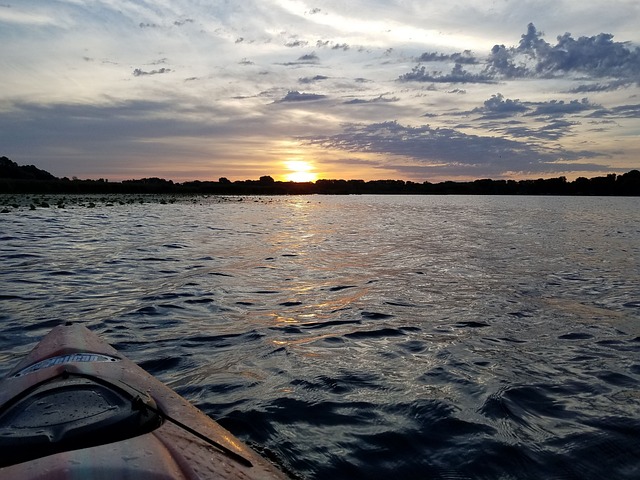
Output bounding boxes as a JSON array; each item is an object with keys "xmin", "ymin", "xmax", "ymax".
[{"xmin": 284, "ymin": 160, "xmax": 317, "ymax": 183}]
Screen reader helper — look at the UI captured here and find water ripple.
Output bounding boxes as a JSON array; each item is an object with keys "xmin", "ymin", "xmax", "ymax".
[{"xmin": 1, "ymin": 194, "xmax": 639, "ymax": 479}]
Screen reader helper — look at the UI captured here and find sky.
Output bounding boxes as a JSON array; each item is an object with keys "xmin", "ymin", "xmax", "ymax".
[{"xmin": 1, "ymin": 1, "xmax": 639, "ymax": 182}]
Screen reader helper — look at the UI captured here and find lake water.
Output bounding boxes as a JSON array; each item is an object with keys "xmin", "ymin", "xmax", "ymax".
[{"xmin": 1, "ymin": 194, "xmax": 639, "ymax": 479}]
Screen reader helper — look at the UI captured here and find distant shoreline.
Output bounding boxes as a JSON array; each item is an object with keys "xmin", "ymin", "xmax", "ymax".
[
  {"xmin": 2, "ymin": 175, "xmax": 640, "ymax": 196},
  {"xmin": 1, "ymin": 156, "xmax": 639, "ymax": 196}
]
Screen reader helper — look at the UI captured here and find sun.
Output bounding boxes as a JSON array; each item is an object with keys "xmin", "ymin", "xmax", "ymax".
[{"xmin": 284, "ymin": 160, "xmax": 317, "ymax": 182}]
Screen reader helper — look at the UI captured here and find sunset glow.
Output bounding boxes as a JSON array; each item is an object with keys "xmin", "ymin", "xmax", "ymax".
[
  {"xmin": 284, "ymin": 160, "xmax": 317, "ymax": 183},
  {"xmin": 1, "ymin": 2, "xmax": 639, "ymax": 182}
]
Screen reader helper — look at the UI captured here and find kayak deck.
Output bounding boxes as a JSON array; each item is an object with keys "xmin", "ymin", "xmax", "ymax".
[{"xmin": 0, "ymin": 324, "xmax": 289, "ymax": 479}]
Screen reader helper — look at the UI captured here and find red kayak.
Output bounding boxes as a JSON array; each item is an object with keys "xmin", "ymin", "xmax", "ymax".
[{"xmin": 0, "ymin": 323, "xmax": 290, "ymax": 479}]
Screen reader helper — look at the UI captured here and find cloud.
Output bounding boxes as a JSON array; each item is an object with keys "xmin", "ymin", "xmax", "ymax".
[
  {"xmin": 173, "ymin": 19, "xmax": 194, "ymax": 27},
  {"xmin": 0, "ymin": 6, "xmax": 57, "ymax": 26},
  {"xmin": 311, "ymin": 39, "xmax": 350, "ymax": 50},
  {"xmin": 276, "ymin": 91, "xmax": 327, "ymax": 102},
  {"xmin": 417, "ymin": 50, "xmax": 478, "ymax": 64},
  {"xmin": 299, "ymin": 75, "xmax": 329, "ymax": 84},
  {"xmin": 298, "ymin": 53, "xmax": 319, "ymax": 62},
  {"xmin": 400, "ymin": 23, "xmax": 640, "ymax": 85},
  {"xmin": 495, "ymin": 119, "xmax": 579, "ymax": 140},
  {"xmin": 473, "ymin": 93, "xmax": 529, "ymax": 118},
  {"xmin": 527, "ymin": 27, "xmax": 640, "ymax": 78},
  {"xmin": 486, "ymin": 23, "xmax": 640, "ymax": 79},
  {"xmin": 281, "ymin": 52, "xmax": 320, "ymax": 66},
  {"xmin": 0, "ymin": 96, "xmax": 333, "ymax": 178},
  {"xmin": 301, "ymin": 121, "xmax": 601, "ymax": 177},
  {"xmin": 568, "ymin": 80, "xmax": 632, "ymax": 93},
  {"xmin": 3, "ymin": 4, "xmax": 639, "ymax": 182},
  {"xmin": 484, "ymin": 44, "xmax": 530, "ymax": 78},
  {"xmin": 133, "ymin": 68, "xmax": 172, "ymax": 77},
  {"xmin": 1, "ymin": 99, "xmax": 226, "ymax": 145},
  {"xmin": 526, "ymin": 98, "xmax": 600, "ymax": 116},
  {"xmin": 140, "ymin": 17, "xmax": 194, "ymax": 29},
  {"xmin": 343, "ymin": 95, "xmax": 400, "ymax": 105},
  {"xmin": 285, "ymin": 39, "xmax": 309, "ymax": 48},
  {"xmin": 467, "ymin": 94, "xmax": 602, "ymax": 139},
  {"xmin": 588, "ymin": 103, "xmax": 640, "ymax": 118},
  {"xmin": 470, "ymin": 94, "xmax": 600, "ymax": 119},
  {"xmin": 398, "ymin": 63, "xmax": 495, "ymax": 83}
]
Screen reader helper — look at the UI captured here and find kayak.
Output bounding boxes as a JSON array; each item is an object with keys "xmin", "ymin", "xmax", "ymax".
[{"xmin": 0, "ymin": 323, "xmax": 290, "ymax": 479}]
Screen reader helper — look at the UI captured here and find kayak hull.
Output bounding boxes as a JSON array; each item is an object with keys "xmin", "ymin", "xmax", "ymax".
[{"xmin": 0, "ymin": 324, "xmax": 289, "ymax": 479}]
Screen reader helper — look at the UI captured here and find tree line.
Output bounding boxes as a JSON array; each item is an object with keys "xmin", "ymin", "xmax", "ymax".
[{"xmin": 1, "ymin": 156, "xmax": 639, "ymax": 196}]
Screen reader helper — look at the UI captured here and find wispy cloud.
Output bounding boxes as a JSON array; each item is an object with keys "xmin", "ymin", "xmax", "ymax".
[
  {"xmin": 399, "ymin": 63, "xmax": 495, "ymax": 84},
  {"xmin": 133, "ymin": 68, "xmax": 172, "ymax": 77},
  {"xmin": 344, "ymin": 95, "xmax": 400, "ymax": 105},
  {"xmin": 299, "ymin": 75, "xmax": 329, "ymax": 84},
  {"xmin": 276, "ymin": 91, "xmax": 328, "ymax": 102}
]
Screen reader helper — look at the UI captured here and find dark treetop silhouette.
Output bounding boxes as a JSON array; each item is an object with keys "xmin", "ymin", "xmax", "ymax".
[{"xmin": 1, "ymin": 156, "xmax": 639, "ymax": 196}]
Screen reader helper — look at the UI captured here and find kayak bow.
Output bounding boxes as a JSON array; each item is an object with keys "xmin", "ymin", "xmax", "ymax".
[{"xmin": 0, "ymin": 324, "xmax": 289, "ymax": 479}]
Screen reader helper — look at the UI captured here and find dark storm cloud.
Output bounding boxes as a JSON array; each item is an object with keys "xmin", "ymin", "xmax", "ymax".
[
  {"xmin": 301, "ymin": 121, "xmax": 600, "ymax": 176},
  {"xmin": 398, "ymin": 63, "xmax": 495, "ymax": 83},
  {"xmin": 133, "ymin": 67, "xmax": 171, "ymax": 77},
  {"xmin": 276, "ymin": 91, "xmax": 327, "ymax": 102}
]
